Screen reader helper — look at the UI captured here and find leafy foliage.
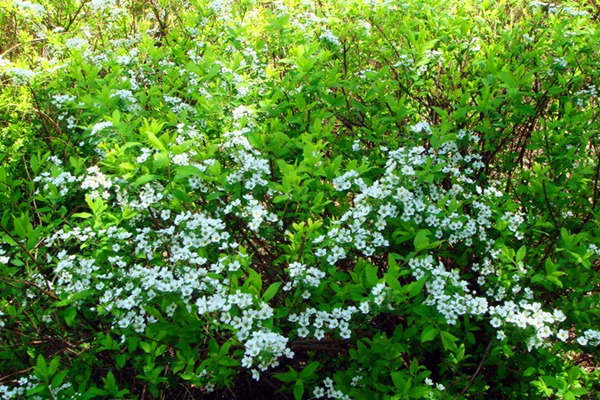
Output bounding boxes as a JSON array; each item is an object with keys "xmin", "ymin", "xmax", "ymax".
[{"xmin": 1, "ymin": 0, "xmax": 600, "ymax": 398}]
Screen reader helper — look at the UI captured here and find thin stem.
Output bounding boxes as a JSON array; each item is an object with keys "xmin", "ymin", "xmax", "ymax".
[{"xmin": 455, "ymin": 340, "xmax": 493, "ymax": 399}]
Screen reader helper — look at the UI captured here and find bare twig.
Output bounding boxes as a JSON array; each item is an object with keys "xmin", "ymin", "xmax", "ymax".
[{"xmin": 455, "ymin": 340, "xmax": 493, "ymax": 399}]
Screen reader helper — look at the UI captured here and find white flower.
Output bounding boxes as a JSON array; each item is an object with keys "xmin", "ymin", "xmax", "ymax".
[
  {"xmin": 557, "ymin": 329, "xmax": 569, "ymax": 342},
  {"xmin": 90, "ymin": 120, "xmax": 113, "ymax": 135},
  {"xmin": 314, "ymin": 387, "xmax": 325, "ymax": 398},
  {"xmin": 172, "ymin": 153, "xmax": 190, "ymax": 165},
  {"xmin": 490, "ymin": 317, "xmax": 502, "ymax": 328},
  {"xmin": 232, "ymin": 105, "xmax": 251, "ymax": 120},
  {"xmin": 410, "ymin": 121, "xmax": 431, "ymax": 134},
  {"xmin": 7, "ymin": 67, "xmax": 36, "ymax": 84},
  {"xmin": 359, "ymin": 301, "xmax": 370, "ymax": 314},
  {"xmin": 320, "ymin": 29, "xmax": 340, "ymax": 46}
]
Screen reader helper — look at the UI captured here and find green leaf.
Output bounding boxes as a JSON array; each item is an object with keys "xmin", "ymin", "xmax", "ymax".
[
  {"xmin": 140, "ymin": 341, "xmax": 152, "ymax": 353},
  {"xmin": 208, "ymin": 339, "xmax": 219, "ymax": 354},
  {"xmin": 116, "ymin": 354, "xmax": 127, "ymax": 369},
  {"xmin": 414, "ymin": 230, "xmax": 431, "ymax": 252},
  {"xmin": 30, "ymin": 154, "xmax": 39, "ymax": 173},
  {"xmin": 440, "ymin": 331, "xmax": 458, "ymax": 352},
  {"xmin": 516, "ymin": 246, "xmax": 526, "ymax": 263},
  {"xmin": 392, "ymin": 372, "xmax": 410, "ymax": 392},
  {"xmin": 274, "ymin": 367, "xmax": 297, "ymax": 383},
  {"xmin": 103, "ymin": 371, "xmax": 117, "ymax": 389},
  {"xmin": 25, "ymin": 228, "xmax": 39, "ymax": 250},
  {"xmin": 134, "ymin": 174, "xmax": 162, "ymax": 186},
  {"xmin": 71, "ymin": 212, "xmax": 93, "ymax": 219},
  {"xmin": 48, "ymin": 357, "xmax": 60, "ymax": 376},
  {"xmin": 263, "ymin": 282, "xmax": 282, "ymax": 302},
  {"xmin": 299, "ymin": 361, "xmax": 320, "ymax": 379},
  {"xmin": 142, "ymin": 119, "xmax": 167, "ymax": 151},
  {"xmin": 409, "ymin": 276, "xmax": 427, "ymax": 298},
  {"xmin": 563, "ymin": 392, "xmax": 575, "ymax": 400},
  {"xmin": 51, "ymin": 370, "xmax": 68, "ymax": 390},
  {"xmin": 409, "ymin": 386, "xmax": 431, "ymax": 398},
  {"xmin": 385, "ymin": 271, "xmax": 403, "ymax": 292},
  {"xmin": 34, "ymin": 355, "xmax": 48, "ymax": 380},
  {"xmin": 12, "ymin": 214, "xmax": 27, "ymax": 238},
  {"xmin": 246, "ymin": 268, "xmax": 262, "ymax": 295},
  {"xmin": 26, "ymin": 384, "xmax": 47, "ymax": 396},
  {"xmin": 293, "ymin": 380, "xmax": 304, "ymax": 400},
  {"xmin": 64, "ymin": 306, "xmax": 77, "ymax": 327},
  {"xmin": 570, "ymin": 388, "xmax": 589, "ymax": 396},
  {"xmin": 420, "ymin": 326, "xmax": 439, "ymax": 343}
]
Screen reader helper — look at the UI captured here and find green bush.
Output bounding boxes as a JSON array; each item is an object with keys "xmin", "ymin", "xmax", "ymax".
[{"xmin": 1, "ymin": 0, "xmax": 599, "ymax": 398}]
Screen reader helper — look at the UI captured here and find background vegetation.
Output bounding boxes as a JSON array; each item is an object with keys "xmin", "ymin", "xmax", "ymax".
[{"xmin": 1, "ymin": 0, "xmax": 600, "ymax": 398}]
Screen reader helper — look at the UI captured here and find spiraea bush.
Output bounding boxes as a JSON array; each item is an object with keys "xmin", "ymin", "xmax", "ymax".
[{"xmin": 1, "ymin": 0, "xmax": 600, "ymax": 398}]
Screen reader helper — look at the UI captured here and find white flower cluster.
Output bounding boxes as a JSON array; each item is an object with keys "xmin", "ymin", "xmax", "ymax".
[
  {"xmin": 33, "ymin": 168, "xmax": 79, "ymax": 196},
  {"xmin": 64, "ymin": 37, "xmax": 88, "ymax": 51},
  {"xmin": 289, "ymin": 306, "xmax": 356, "ymax": 340},
  {"xmin": 575, "ymin": 85, "xmax": 598, "ymax": 107},
  {"xmin": 172, "ymin": 152, "xmax": 190, "ymax": 166},
  {"xmin": 529, "ymin": 1, "xmax": 587, "ymax": 16},
  {"xmin": 313, "ymin": 377, "xmax": 351, "ymax": 399},
  {"xmin": 424, "ymin": 49, "xmax": 444, "ymax": 64},
  {"xmin": 588, "ymin": 243, "xmax": 600, "ymax": 257},
  {"xmin": 90, "ymin": 120, "xmax": 114, "ymax": 136},
  {"xmin": 46, "ymin": 226, "xmax": 97, "ymax": 247},
  {"xmin": 110, "ymin": 89, "xmax": 141, "ymax": 113},
  {"xmin": 171, "ymin": 210, "xmax": 231, "ymax": 252},
  {"xmin": 208, "ymin": 0, "xmax": 233, "ymax": 19},
  {"xmin": 223, "ymin": 194, "xmax": 278, "ymax": 232},
  {"xmin": 51, "ymin": 93, "xmax": 77, "ymax": 109},
  {"xmin": 576, "ymin": 329, "xmax": 600, "ymax": 346},
  {"xmin": 320, "ymin": 29, "xmax": 341, "ymax": 47},
  {"xmin": 332, "ymin": 170, "xmax": 359, "ymax": 191},
  {"xmin": 6, "ymin": 67, "xmax": 36, "ymax": 84},
  {"xmin": 371, "ymin": 282, "xmax": 390, "ymax": 306},
  {"xmin": 115, "ymin": 48, "xmax": 139, "ymax": 66},
  {"xmin": 222, "ymin": 128, "xmax": 271, "ymax": 190},
  {"xmin": 0, "ymin": 249, "xmax": 9, "ymax": 265},
  {"xmin": 409, "ymin": 251, "xmax": 569, "ymax": 347},
  {"xmin": 241, "ymin": 329, "xmax": 294, "ymax": 377},
  {"xmin": 47, "ymin": 199, "xmax": 283, "ymax": 354},
  {"xmin": 0, "ymin": 375, "xmax": 40, "ymax": 400},
  {"xmin": 410, "ymin": 121, "xmax": 432, "ymax": 135},
  {"xmin": 494, "ymin": 302, "xmax": 566, "ymax": 344},
  {"xmin": 314, "ymin": 131, "xmax": 505, "ymax": 270},
  {"xmin": 54, "ymin": 253, "xmax": 98, "ymax": 295},
  {"xmin": 393, "ymin": 54, "xmax": 414, "ymax": 68},
  {"xmin": 305, "ymin": 128, "xmax": 570, "ymax": 349},
  {"xmin": 10, "ymin": 1, "xmax": 46, "ymax": 17},
  {"xmin": 553, "ymin": 57, "xmax": 568, "ymax": 69},
  {"xmin": 501, "ymin": 211, "xmax": 526, "ymax": 240},
  {"xmin": 232, "ymin": 105, "xmax": 252, "ymax": 120},
  {"xmin": 128, "ymin": 184, "xmax": 164, "ymax": 210},
  {"xmin": 80, "ymin": 166, "xmax": 113, "ymax": 199},
  {"xmin": 163, "ymin": 95, "xmax": 196, "ymax": 115},
  {"xmin": 287, "ymin": 261, "xmax": 326, "ymax": 290},
  {"xmin": 88, "ymin": 0, "xmax": 117, "ymax": 12},
  {"xmin": 136, "ymin": 147, "xmax": 153, "ymax": 163}
]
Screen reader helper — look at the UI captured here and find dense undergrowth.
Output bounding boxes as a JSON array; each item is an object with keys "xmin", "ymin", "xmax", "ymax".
[{"xmin": 1, "ymin": 0, "xmax": 600, "ymax": 398}]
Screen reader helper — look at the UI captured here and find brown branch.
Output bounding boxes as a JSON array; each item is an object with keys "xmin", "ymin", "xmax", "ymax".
[
  {"xmin": 0, "ymin": 275, "xmax": 58, "ymax": 300},
  {"xmin": 455, "ymin": 340, "xmax": 493, "ymax": 399}
]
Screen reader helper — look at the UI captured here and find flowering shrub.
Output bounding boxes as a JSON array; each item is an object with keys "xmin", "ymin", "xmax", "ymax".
[{"xmin": 1, "ymin": 0, "xmax": 600, "ymax": 398}]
